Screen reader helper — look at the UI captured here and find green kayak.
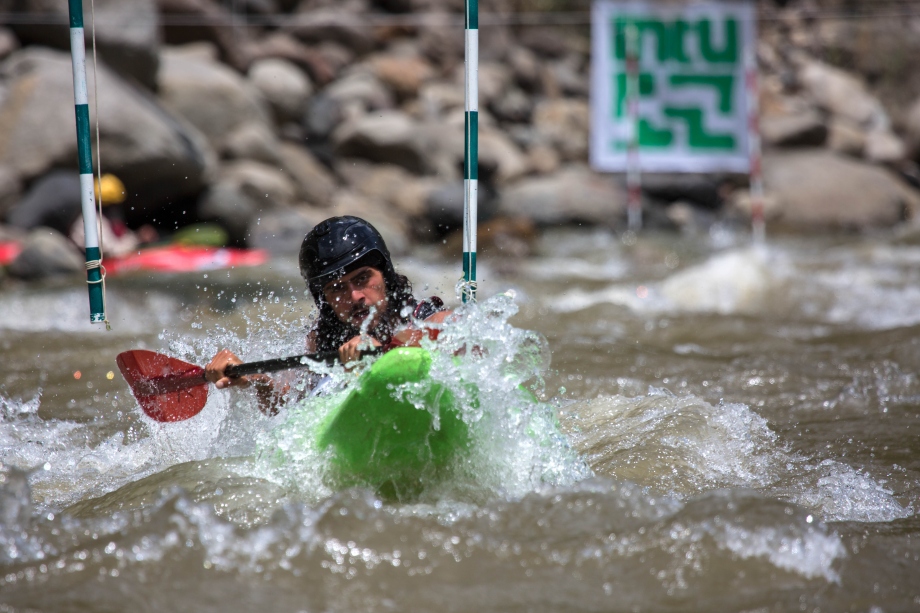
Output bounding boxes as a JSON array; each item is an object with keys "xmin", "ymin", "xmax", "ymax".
[{"xmin": 315, "ymin": 347, "xmax": 471, "ymax": 498}]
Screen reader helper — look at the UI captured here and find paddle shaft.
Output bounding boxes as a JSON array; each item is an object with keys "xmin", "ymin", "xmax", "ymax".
[{"xmin": 135, "ymin": 348, "xmax": 381, "ymax": 396}]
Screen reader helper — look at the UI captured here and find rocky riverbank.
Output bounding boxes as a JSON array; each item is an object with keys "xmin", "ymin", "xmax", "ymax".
[{"xmin": 2, "ymin": 0, "xmax": 920, "ymax": 280}]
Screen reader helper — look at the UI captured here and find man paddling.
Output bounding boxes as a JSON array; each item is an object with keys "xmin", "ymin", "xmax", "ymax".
[{"xmin": 205, "ymin": 216, "xmax": 450, "ymax": 414}]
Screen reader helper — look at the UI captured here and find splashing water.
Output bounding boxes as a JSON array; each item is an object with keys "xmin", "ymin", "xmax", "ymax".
[{"xmin": 256, "ymin": 292, "xmax": 592, "ymax": 504}]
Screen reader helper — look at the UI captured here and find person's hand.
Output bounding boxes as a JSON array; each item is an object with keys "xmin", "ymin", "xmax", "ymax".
[
  {"xmin": 338, "ymin": 335, "xmax": 382, "ymax": 366},
  {"xmin": 205, "ymin": 349, "xmax": 249, "ymax": 389}
]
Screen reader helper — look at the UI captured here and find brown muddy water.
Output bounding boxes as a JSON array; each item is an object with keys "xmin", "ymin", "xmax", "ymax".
[{"xmin": 1, "ymin": 228, "xmax": 918, "ymax": 612}]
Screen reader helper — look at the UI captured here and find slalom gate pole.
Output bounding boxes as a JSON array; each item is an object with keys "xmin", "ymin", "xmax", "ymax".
[
  {"xmin": 462, "ymin": 0, "xmax": 478, "ymax": 303},
  {"xmin": 625, "ymin": 19, "xmax": 642, "ymax": 232},
  {"xmin": 67, "ymin": 0, "xmax": 106, "ymax": 323},
  {"xmin": 745, "ymin": 43, "xmax": 765, "ymax": 244}
]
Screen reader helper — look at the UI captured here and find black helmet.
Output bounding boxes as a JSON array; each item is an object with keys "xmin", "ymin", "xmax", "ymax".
[{"xmin": 300, "ymin": 216, "xmax": 395, "ymax": 301}]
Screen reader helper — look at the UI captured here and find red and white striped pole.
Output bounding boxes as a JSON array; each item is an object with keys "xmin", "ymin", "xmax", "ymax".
[
  {"xmin": 625, "ymin": 20, "xmax": 642, "ymax": 232},
  {"xmin": 745, "ymin": 44, "xmax": 765, "ymax": 244}
]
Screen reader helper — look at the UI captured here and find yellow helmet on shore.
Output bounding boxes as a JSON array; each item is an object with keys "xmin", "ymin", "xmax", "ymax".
[{"xmin": 95, "ymin": 174, "xmax": 126, "ymax": 206}]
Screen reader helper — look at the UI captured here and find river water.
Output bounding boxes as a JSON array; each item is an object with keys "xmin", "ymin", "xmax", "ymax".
[{"xmin": 1, "ymin": 227, "xmax": 918, "ymax": 612}]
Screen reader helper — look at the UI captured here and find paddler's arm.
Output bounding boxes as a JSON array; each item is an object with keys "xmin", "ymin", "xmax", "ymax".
[{"xmin": 205, "ymin": 349, "xmax": 287, "ymax": 416}]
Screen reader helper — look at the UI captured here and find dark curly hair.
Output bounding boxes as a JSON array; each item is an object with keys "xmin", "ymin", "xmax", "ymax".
[{"xmin": 309, "ymin": 268, "xmax": 417, "ymax": 353}]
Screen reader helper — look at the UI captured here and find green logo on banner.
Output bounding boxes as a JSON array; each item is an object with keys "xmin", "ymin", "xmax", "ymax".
[{"xmin": 611, "ymin": 15, "xmax": 741, "ymax": 152}]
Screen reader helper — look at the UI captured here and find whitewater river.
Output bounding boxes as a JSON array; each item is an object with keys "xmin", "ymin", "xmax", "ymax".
[{"xmin": 1, "ymin": 227, "xmax": 918, "ymax": 612}]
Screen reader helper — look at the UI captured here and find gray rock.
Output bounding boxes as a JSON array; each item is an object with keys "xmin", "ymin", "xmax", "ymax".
[
  {"xmin": 369, "ymin": 51, "xmax": 436, "ymax": 99},
  {"xmin": 0, "ymin": 27, "xmax": 19, "ymax": 63},
  {"xmin": 8, "ymin": 228, "xmax": 83, "ymax": 279},
  {"xmin": 248, "ymin": 58, "xmax": 313, "ymax": 124},
  {"xmin": 303, "ymin": 93, "xmax": 344, "ymax": 139},
  {"xmin": 10, "ymin": 0, "xmax": 159, "ymax": 89},
  {"xmin": 478, "ymin": 62, "xmax": 512, "ymax": 108},
  {"xmin": 479, "ymin": 129, "xmax": 530, "ymax": 185},
  {"xmin": 761, "ymin": 110, "xmax": 828, "ymax": 147},
  {"xmin": 490, "ymin": 87, "xmax": 533, "ymax": 124},
  {"xmin": 905, "ymin": 97, "xmax": 920, "ymax": 160},
  {"xmin": 518, "ymin": 26, "xmax": 569, "ymax": 59},
  {"xmin": 0, "ymin": 164, "xmax": 22, "ymax": 220},
  {"xmin": 277, "ymin": 142, "xmax": 337, "ymax": 207},
  {"xmin": 497, "ymin": 165, "xmax": 626, "ymax": 226},
  {"xmin": 196, "ymin": 182, "xmax": 260, "ymax": 246},
  {"xmin": 532, "ymin": 99, "xmax": 589, "ymax": 162},
  {"xmin": 248, "ymin": 207, "xmax": 328, "ymax": 254},
  {"xmin": 323, "ymin": 70, "xmax": 395, "ymax": 113},
  {"xmin": 219, "ymin": 160, "xmax": 297, "ymax": 206},
  {"xmin": 158, "ymin": 44, "xmax": 276, "ymax": 155},
  {"xmin": 288, "ymin": 9, "xmax": 375, "ymax": 56},
  {"xmin": 426, "ymin": 181, "xmax": 498, "ymax": 233},
  {"xmin": 865, "ymin": 129, "xmax": 907, "ymax": 164},
  {"xmin": 223, "ymin": 123, "xmax": 282, "ymax": 165},
  {"xmin": 640, "ymin": 174, "xmax": 724, "ymax": 209},
  {"xmin": 0, "ymin": 48, "xmax": 212, "ymax": 219},
  {"xmin": 247, "ymin": 32, "xmax": 337, "ymax": 86},
  {"xmin": 763, "ymin": 149, "xmax": 920, "ymax": 230},
  {"xmin": 332, "ymin": 110, "xmax": 425, "ymax": 174},
  {"xmin": 507, "ymin": 45, "xmax": 540, "ymax": 92},
  {"xmin": 549, "ymin": 55, "xmax": 589, "ymax": 98},
  {"xmin": 335, "ymin": 159, "xmax": 435, "ymax": 218},
  {"xmin": 156, "ymin": 0, "xmax": 254, "ymax": 72},
  {"xmin": 827, "ymin": 118, "xmax": 866, "ymax": 157},
  {"xmin": 797, "ymin": 59, "xmax": 886, "ymax": 128}
]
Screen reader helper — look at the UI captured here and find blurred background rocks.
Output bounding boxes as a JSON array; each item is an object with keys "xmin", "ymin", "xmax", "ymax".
[{"xmin": 1, "ymin": 0, "xmax": 920, "ymax": 280}]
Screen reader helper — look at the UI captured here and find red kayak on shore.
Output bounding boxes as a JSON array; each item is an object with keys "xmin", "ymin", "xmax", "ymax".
[
  {"xmin": 0, "ymin": 241, "xmax": 21, "ymax": 266},
  {"xmin": 1, "ymin": 241, "xmax": 268, "ymax": 273},
  {"xmin": 104, "ymin": 245, "xmax": 269, "ymax": 274}
]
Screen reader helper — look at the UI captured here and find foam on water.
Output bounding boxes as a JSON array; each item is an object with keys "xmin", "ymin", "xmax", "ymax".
[
  {"xmin": 548, "ymin": 244, "xmax": 920, "ymax": 330},
  {"xmin": 563, "ymin": 391, "xmax": 911, "ymax": 523},
  {"xmin": 0, "ymin": 286, "xmax": 179, "ymax": 334},
  {"xmin": 0, "ymin": 469, "xmax": 849, "ymax": 609}
]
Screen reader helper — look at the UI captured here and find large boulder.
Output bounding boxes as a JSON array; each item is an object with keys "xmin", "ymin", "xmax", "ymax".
[
  {"xmin": 760, "ymin": 109, "xmax": 827, "ymax": 148},
  {"xmin": 762, "ymin": 149, "xmax": 920, "ymax": 230},
  {"xmin": 158, "ymin": 44, "xmax": 278, "ymax": 157},
  {"xmin": 797, "ymin": 59, "xmax": 886, "ymax": 128},
  {"xmin": 323, "ymin": 70, "xmax": 395, "ymax": 114},
  {"xmin": 277, "ymin": 142, "xmax": 338, "ymax": 207},
  {"xmin": 218, "ymin": 160, "xmax": 297, "ymax": 207},
  {"xmin": 196, "ymin": 182, "xmax": 260, "ymax": 246},
  {"xmin": 906, "ymin": 97, "xmax": 920, "ymax": 160},
  {"xmin": 247, "ymin": 58, "xmax": 313, "ymax": 124},
  {"xmin": 287, "ymin": 8, "xmax": 375, "ymax": 56},
  {"xmin": 248, "ymin": 207, "xmax": 329, "ymax": 254},
  {"xmin": 497, "ymin": 165, "xmax": 626, "ymax": 226},
  {"xmin": 332, "ymin": 110, "xmax": 426, "ymax": 174},
  {"xmin": 369, "ymin": 49, "xmax": 436, "ymax": 99},
  {"xmin": 479, "ymin": 129, "xmax": 530, "ymax": 185},
  {"xmin": 9, "ymin": 0, "xmax": 160, "ymax": 89},
  {"xmin": 156, "ymin": 0, "xmax": 254, "ymax": 71},
  {"xmin": 0, "ymin": 48, "xmax": 212, "ymax": 220},
  {"xmin": 335, "ymin": 159, "xmax": 433, "ymax": 218},
  {"xmin": 532, "ymin": 99, "xmax": 589, "ymax": 162},
  {"xmin": 8, "ymin": 228, "xmax": 83, "ymax": 279},
  {"xmin": 247, "ymin": 32, "xmax": 336, "ymax": 86}
]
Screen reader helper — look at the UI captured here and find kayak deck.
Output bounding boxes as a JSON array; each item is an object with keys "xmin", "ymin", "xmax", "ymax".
[{"xmin": 316, "ymin": 347, "xmax": 470, "ymax": 498}]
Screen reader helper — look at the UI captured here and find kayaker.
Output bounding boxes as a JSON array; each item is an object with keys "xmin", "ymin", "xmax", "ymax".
[{"xmin": 206, "ymin": 215, "xmax": 450, "ymax": 414}]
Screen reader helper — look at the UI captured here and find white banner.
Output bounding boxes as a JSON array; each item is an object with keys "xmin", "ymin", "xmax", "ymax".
[{"xmin": 591, "ymin": 0, "xmax": 756, "ymax": 173}]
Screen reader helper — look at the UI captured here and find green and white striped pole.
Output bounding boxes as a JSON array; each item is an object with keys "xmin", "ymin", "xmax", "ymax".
[
  {"xmin": 462, "ymin": 0, "xmax": 478, "ymax": 303},
  {"xmin": 67, "ymin": 0, "xmax": 106, "ymax": 324}
]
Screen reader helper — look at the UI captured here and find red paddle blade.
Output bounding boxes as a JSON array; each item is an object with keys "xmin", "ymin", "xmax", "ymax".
[{"xmin": 116, "ymin": 350, "xmax": 209, "ymax": 422}]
